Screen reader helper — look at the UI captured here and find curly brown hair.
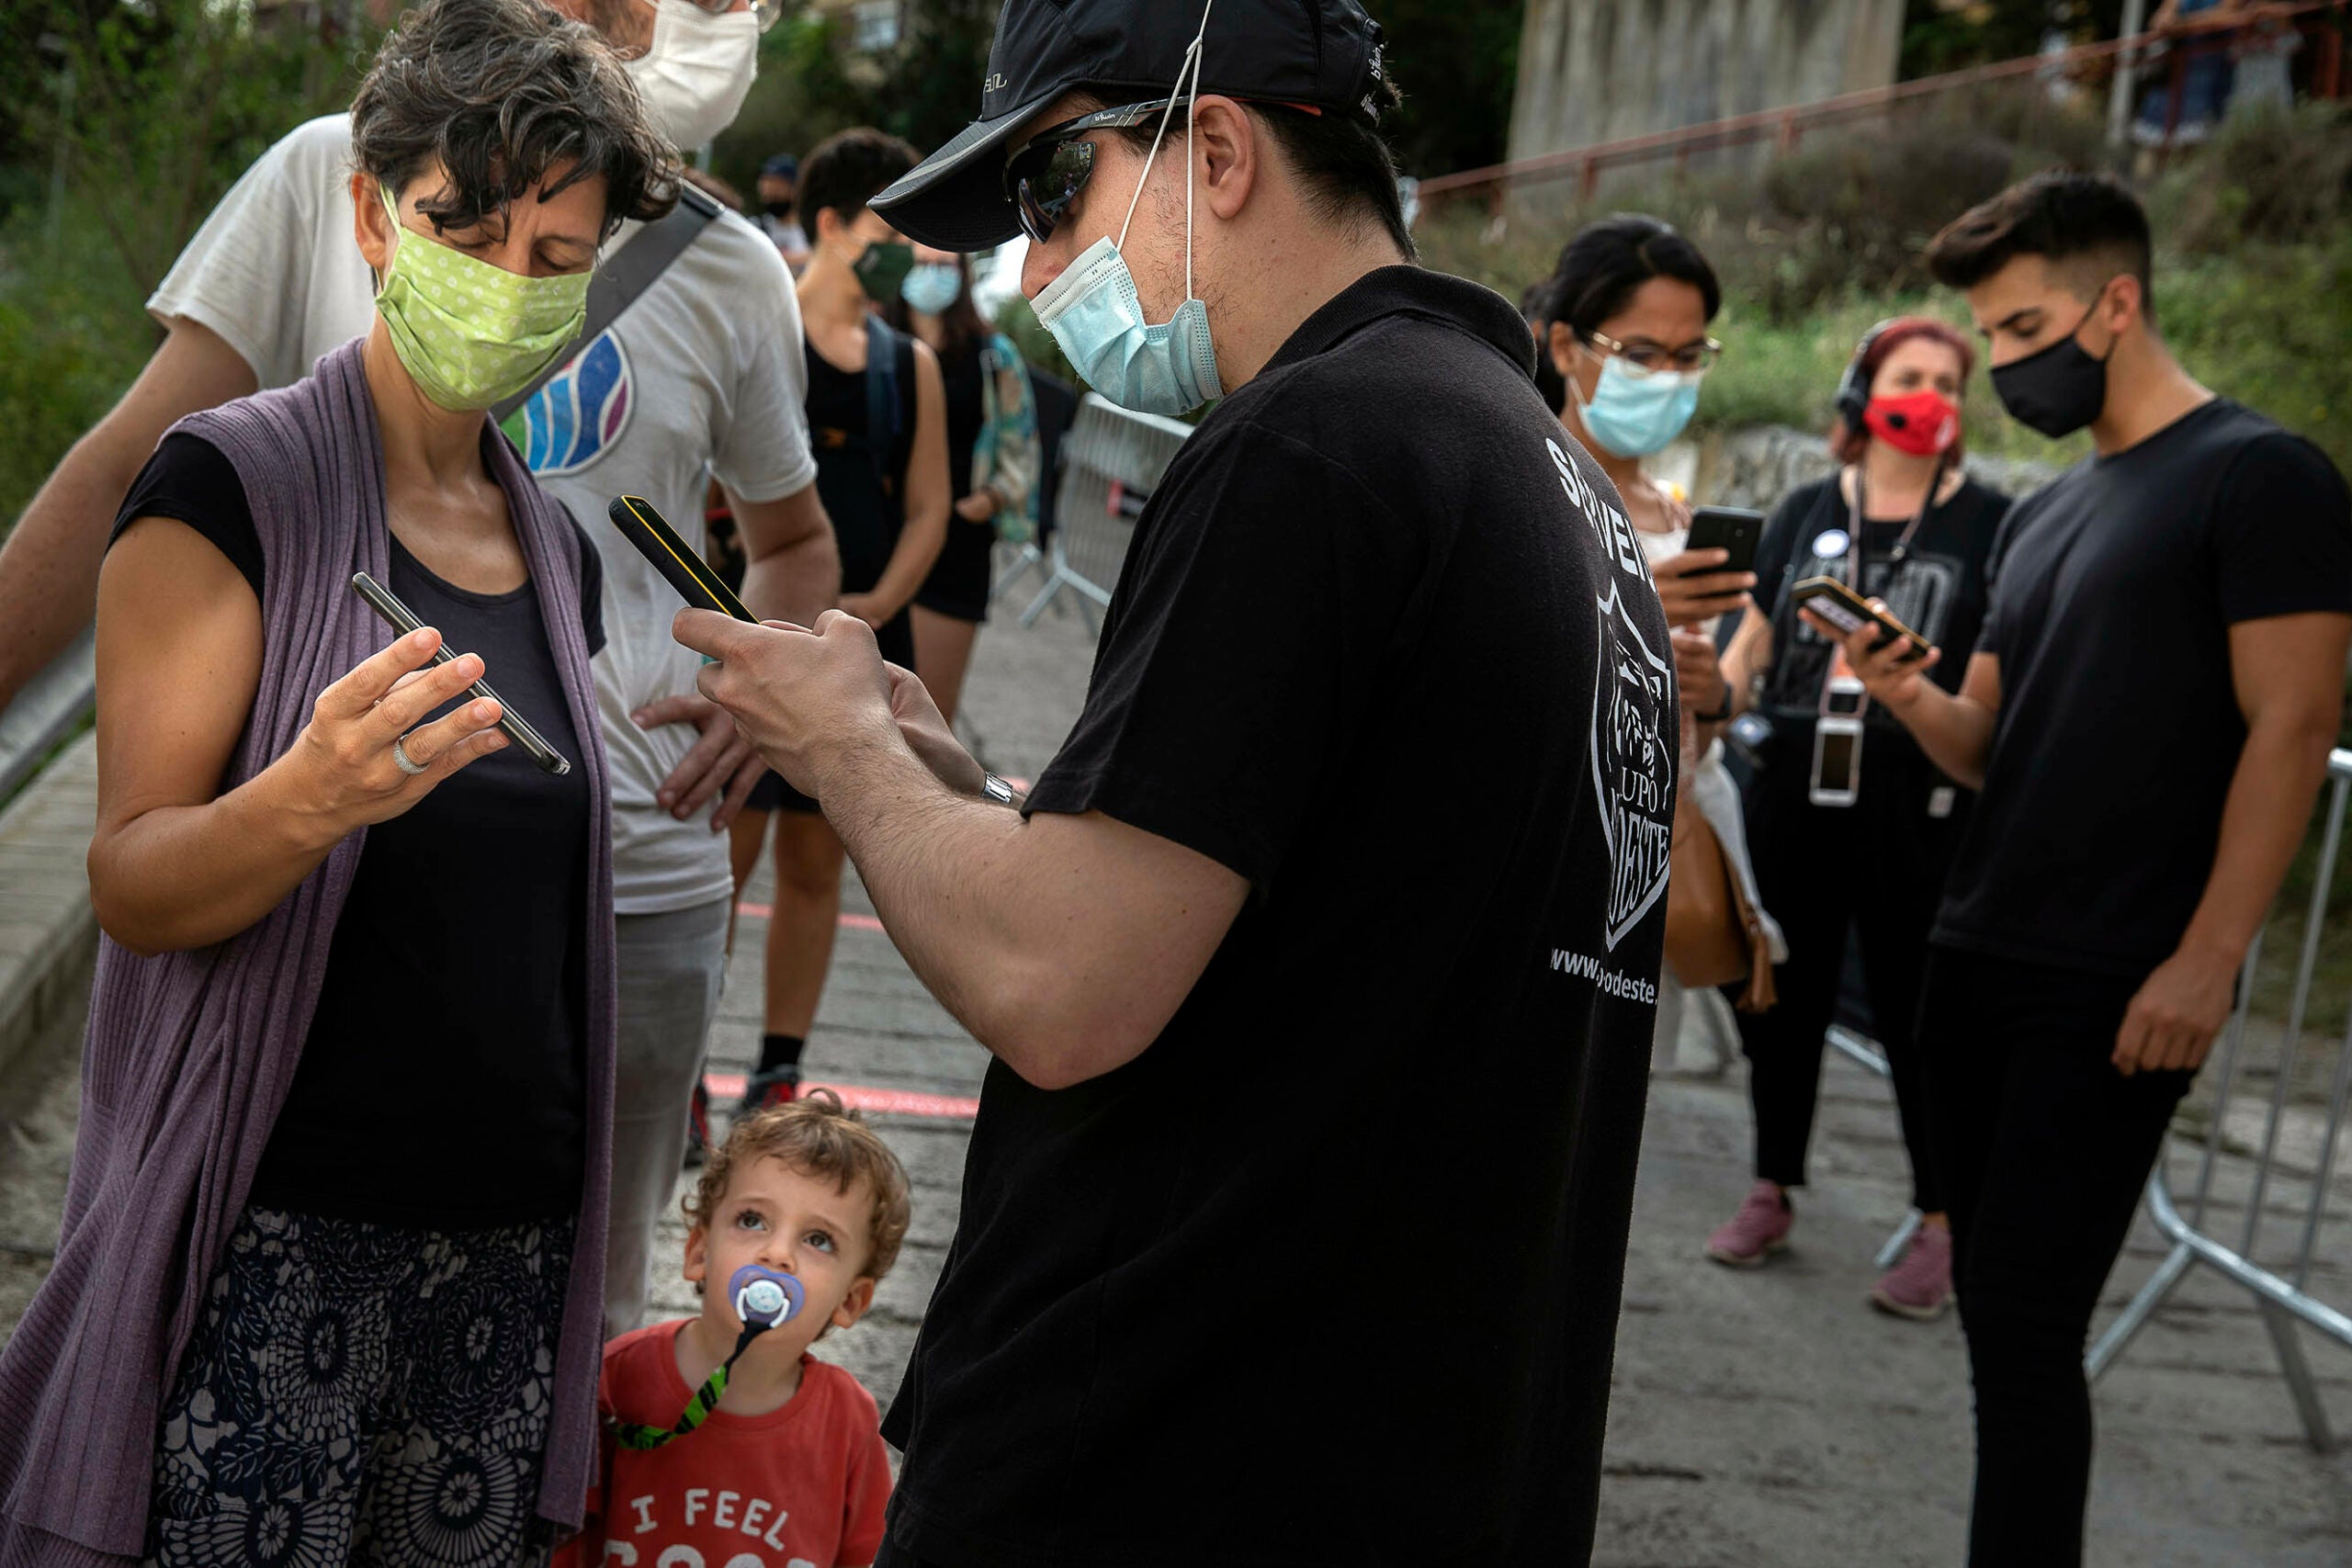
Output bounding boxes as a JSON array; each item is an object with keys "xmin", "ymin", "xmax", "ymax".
[
  {"xmin": 350, "ymin": 0, "xmax": 679, "ymax": 242},
  {"xmin": 685, "ymin": 1090, "xmax": 913, "ymax": 1281}
]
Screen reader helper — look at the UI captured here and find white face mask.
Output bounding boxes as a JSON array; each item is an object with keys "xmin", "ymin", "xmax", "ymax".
[{"xmin": 626, "ymin": 0, "xmax": 760, "ymax": 152}]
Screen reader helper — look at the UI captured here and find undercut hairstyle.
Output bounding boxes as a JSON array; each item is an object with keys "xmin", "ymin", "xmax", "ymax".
[
  {"xmin": 1925, "ymin": 170, "xmax": 2156, "ymax": 325},
  {"xmin": 1102, "ymin": 79, "xmax": 1417, "ymax": 261},
  {"xmin": 684, "ymin": 1090, "xmax": 913, "ymax": 1281},
  {"xmin": 1542, "ymin": 214, "xmax": 1723, "ymax": 344},
  {"xmin": 799, "ymin": 129, "xmax": 922, "ymax": 231},
  {"xmin": 350, "ymin": 0, "xmax": 678, "ymax": 241}
]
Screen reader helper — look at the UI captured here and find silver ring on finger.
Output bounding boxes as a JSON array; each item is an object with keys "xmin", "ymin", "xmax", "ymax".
[{"xmin": 391, "ymin": 733, "xmax": 429, "ymax": 777}]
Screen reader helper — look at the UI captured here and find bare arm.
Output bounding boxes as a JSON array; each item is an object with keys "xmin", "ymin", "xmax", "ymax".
[
  {"xmin": 0, "ymin": 319, "xmax": 256, "ymax": 709},
  {"xmin": 735, "ymin": 480, "xmax": 841, "ymax": 628},
  {"xmin": 843, "ymin": 340, "xmax": 950, "ymax": 626},
  {"xmin": 2113, "ymin": 612, "xmax": 2352, "ymax": 1075},
  {"xmin": 1717, "ymin": 604, "xmax": 1774, "ymax": 716},
  {"xmin": 90, "ymin": 519, "xmax": 507, "ymax": 955},
  {"xmin": 680, "ymin": 609, "xmax": 1249, "ymax": 1089}
]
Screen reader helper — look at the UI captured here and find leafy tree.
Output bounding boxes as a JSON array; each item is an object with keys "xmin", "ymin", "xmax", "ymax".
[
  {"xmin": 1900, "ymin": 0, "xmax": 2131, "ymax": 79},
  {"xmin": 714, "ymin": 0, "xmax": 1521, "ymax": 193},
  {"xmin": 14, "ymin": 0, "xmax": 375, "ymax": 297}
]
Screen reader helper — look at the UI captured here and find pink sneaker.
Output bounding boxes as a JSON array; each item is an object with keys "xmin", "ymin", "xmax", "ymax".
[
  {"xmin": 1706, "ymin": 1181, "xmax": 1793, "ymax": 1268},
  {"xmin": 1871, "ymin": 1223, "xmax": 1954, "ymax": 1321}
]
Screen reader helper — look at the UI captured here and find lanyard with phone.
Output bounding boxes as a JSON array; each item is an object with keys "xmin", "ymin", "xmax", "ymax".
[{"xmin": 1810, "ymin": 467, "xmax": 1939, "ymax": 808}]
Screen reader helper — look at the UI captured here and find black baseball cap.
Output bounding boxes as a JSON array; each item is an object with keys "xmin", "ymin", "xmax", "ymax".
[{"xmin": 869, "ymin": 0, "xmax": 1390, "ymax": 253}]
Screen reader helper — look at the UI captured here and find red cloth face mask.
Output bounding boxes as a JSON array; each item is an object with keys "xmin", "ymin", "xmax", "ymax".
[{"xmin": 1862, "ymin": 390, "xmax": 1960, "ymax": 457}]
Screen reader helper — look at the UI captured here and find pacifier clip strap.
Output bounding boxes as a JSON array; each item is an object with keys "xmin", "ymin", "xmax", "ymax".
[{"xmin": 608, "ymin": 1321, "xmax": 763, "ymax": 1451}]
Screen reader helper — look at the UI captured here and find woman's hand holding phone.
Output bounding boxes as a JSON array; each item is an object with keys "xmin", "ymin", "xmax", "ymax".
[
  {"xmin": 1653, "ymin": 547, "xmax": 1756, "ymax": 629},
  {"xmin": 282, "ymin": 627, "xmax": 509, "ymax": 832}
]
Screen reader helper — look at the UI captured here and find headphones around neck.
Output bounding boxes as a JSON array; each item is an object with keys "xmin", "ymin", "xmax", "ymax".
[{"xmin": 1834, "ymin": 318, "xmax": 1899, "ymax": 431}]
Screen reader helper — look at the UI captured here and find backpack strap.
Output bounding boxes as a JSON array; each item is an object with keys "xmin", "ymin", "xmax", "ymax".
[{"xmin": 864, "ymin": 312, "xmax": 904, "ymax": 499}]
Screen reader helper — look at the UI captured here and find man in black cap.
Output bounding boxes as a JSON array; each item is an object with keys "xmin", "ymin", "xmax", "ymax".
[{"xmin": 674, "ymin": 2, "xmax": 1677, "ymax": 1562}]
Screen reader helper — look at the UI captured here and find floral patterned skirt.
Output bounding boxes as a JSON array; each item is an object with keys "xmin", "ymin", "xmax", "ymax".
[{"xmin": 145, "ymin": 1204, "xmax": 573, "ymax": 1568}]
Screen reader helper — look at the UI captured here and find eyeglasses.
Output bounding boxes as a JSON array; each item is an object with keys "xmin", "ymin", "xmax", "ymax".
[
  {"xmin": 1002, "ymin": 99, "xmax": 1182, "ymax": 246},
  {"xmin": 1587, "ymin": 328, "xmax": 1724, "ymax": 377},
  {"xmin": 669, "ymin": 0, "xmax": 784, "ymax": 32}
]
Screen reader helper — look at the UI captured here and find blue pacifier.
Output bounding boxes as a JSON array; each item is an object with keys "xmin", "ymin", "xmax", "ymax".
[{"xmin": 729, "ymin": 1264, "xmax": 806, "ymax": 1330}]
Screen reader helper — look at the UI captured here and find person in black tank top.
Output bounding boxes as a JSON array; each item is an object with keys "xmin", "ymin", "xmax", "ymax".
[
  {"xmin": 1706, "ymin": 320, "xmax": 2007, "ymax": 1320},
  {"xmin": 729, "ymin": 130, "xmax": 950, "ymax": 1114},
  {"xmin": 895, "ymin": 245, "xmax": 1042, "ymax": 728}
]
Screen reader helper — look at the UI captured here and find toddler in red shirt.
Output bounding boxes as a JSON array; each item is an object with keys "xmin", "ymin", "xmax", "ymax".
[{"xmin": 560, "ymin": 1092, "xmax": 913, "ymax": 1568}]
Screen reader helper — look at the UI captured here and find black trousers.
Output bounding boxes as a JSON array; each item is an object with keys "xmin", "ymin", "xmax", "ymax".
[
  {"xmin": 1733, "ymin": 734, "xmax": 1962, "ymax": 1210},
  {"xmin": 1917, "ymin": 945, "xmax": 2193, "ymax": 1568}
]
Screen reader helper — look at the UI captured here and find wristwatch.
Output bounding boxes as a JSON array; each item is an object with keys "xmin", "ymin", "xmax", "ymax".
[
  {"xmin": 982, "ymin": 773, "xmax": 1017, "ymax": 807},
  {"xmin": 1697, "ymin": 688, "xmax": 1736, "ymax": 724}
]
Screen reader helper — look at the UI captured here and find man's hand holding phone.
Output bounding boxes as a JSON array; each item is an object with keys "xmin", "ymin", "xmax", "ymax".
[{"xmin": 1799, "ymin": 597, "xmax": 1944, "ymax": 710}]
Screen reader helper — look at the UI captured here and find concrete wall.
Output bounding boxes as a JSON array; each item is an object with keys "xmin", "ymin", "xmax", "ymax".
[{"xmin": 1508, "ymin": 0, "xmax": 1907, "ymax": 163}]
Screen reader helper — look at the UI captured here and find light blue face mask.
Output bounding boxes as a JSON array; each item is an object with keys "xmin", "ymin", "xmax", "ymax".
[
  {"xmin": 1571, "ymin": 353, "xmax": 1703, "ymax": 459},
  {"xmin": 1029, "ymin": 2, "xmax": 1224, "ymax": 417},
  {"xmin": 901, "ymin": 262, "xmax": 963, "ymax": 317}
]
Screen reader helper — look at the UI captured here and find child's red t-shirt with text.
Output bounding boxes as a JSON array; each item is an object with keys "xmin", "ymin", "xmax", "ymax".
[{"xmin": 557, "ymin": 1322, "xmax": 892, "ymax": 1568}]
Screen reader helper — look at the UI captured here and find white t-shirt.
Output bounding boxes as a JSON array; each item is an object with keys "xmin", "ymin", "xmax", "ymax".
[{"xmin": 149, "ymin": 114, "xmax": 818, "ymax": 915}]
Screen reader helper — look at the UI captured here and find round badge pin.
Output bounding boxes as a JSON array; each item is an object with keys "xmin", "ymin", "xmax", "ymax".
[{"xmin": 1812, "ymin": 527, "xmax": 1851, "ymax": 561}]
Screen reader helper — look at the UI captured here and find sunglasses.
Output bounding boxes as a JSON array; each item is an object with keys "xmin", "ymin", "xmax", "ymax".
[{"xmin": 1002, "ymin": 99, "xmax": 1181, "ymax": 246}]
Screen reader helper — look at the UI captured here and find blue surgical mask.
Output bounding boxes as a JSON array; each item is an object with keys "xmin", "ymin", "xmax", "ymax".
[
  {"xmin": 901, "ymin": 262, "xmax": 963, "ymax": 317},
  {"xmin": 1030, "ymin": 2, "xmax": 1223, "ymax": 417},
  {"xmin": 1570, "ymin": 354, "xmax": 1702, "ymax": 458}
]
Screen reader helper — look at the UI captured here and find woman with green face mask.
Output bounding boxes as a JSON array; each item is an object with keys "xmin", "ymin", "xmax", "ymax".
[{"xmin": 5, "ymin": 3, "xmax": 678, "ymax": 1562}]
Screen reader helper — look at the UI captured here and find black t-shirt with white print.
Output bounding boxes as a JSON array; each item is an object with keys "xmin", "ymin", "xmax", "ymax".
[
  {"xmin": 1935, "ymin": 399, "xmax": 2352, "ymax": 979},
  {"xmin": 1753, "ymin": 471, "xmax": 2010, "ymax": 737},
  {"xmin": 878, "ymin": 267, "xmax": 1677, "ymax": 1568}
]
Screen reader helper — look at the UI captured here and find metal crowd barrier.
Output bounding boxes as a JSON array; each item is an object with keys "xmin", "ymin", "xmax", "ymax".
[
  {"xmin": 2087, "ymin": 748, "xmax": 2352, "ymax": 1451},
  {"xmin": 1824, "ymin": 1024, "xmax": 1928, "ymax": 1271},
  {"xmin": 0, "ymin": 625, "xmax": 97, "ymax": 806},
  {"xmin": 998, "ymin": 393, "xmax": 1194, "ymax": 632}
]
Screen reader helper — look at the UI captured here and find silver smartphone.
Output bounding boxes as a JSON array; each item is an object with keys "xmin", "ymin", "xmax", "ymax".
[{"xmin": 351, "ymin": 572, "xmax": 572, "ymax": 777}]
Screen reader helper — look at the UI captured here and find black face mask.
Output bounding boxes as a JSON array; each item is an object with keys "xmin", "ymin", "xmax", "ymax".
[
  {"xmin": 763, "ymin": 197, "xmax": 795, "ymax": 220},
  {"xmin": 1990, "ymin": 291, "xmax": 2114, "ymax": 439}
]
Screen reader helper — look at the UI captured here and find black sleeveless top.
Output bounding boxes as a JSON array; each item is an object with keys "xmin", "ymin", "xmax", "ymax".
[{"xmin": 806, "ymin": 325, "xmax": 919, "ymax": 595}]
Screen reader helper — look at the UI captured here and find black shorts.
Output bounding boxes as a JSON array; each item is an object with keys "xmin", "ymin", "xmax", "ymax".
[
  {"xmin": 747, "ymin": 609, "xmax": 915, "ymax": 814},
  {"xmin": 913, "ymin": 514, "xmax": 997, "ymax": 625}
]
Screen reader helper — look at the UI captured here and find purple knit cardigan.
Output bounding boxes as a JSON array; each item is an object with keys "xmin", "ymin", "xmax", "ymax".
[{"xmin": 0, "ymin": 339, "xmax": 618, "ymax": 1565}]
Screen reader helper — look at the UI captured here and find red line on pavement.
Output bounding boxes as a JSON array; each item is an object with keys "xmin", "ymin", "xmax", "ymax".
[
  {"xmin": 734, "ymin": 904, "xmax": 883, "ymax": 931},
  {"xmin": 705, "ymin": 1072, "xmax": 978, "ymax": 1120}
]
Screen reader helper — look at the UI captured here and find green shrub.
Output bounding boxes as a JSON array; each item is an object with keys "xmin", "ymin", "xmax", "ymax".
[{"xmin": 0, "ymin": 196, "xmax": 152, "ymax": 525}]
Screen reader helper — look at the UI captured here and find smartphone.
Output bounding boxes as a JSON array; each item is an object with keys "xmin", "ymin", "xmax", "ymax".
[
  {"xmin": 1810, "ymin": 714, "xmax": 1863, "ymax": 808},
  {"xmin": 351, "ymin": 572, "xmax": 573, "ymax": 776},
  {"xmin": 607, "ymin": 495, "xmax": 759, "ymax": 622},
  {"xmin": 1791, "ymin": 576, "xmax": 1931, "ymax": 662},
  {"xmin": 1684, "ymin": 505, "xmax": 1764, "ymax": 579}
]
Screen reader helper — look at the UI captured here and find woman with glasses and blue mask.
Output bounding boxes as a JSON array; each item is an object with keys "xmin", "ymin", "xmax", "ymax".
[
  {"xmin": 0, "ymin": 3, "xmax": 673, "ymax": 1561},
  {"xmin": 891, "ymin": 246, "xmax": 1041, "ymax": 728},
  {"xmin": 1532, "ymin": 214, "xmax": 1783, "ymax": 1077}
]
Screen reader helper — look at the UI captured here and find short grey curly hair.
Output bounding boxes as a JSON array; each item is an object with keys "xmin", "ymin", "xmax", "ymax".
[{"xmin": 350, "ymin": 0, "xmax": 679, "ymax": 242}]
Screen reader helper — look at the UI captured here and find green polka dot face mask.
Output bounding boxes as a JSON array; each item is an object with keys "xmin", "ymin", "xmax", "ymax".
[{"xmin": 374, "ymin": 182, "xmax": 592, "ymax": 412}]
